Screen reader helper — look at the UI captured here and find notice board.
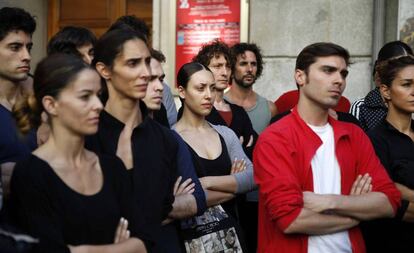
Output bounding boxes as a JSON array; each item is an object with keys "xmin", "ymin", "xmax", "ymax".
[{"xmin": 175, "ymin": 0, "xmax": 241, "ymax": 79}]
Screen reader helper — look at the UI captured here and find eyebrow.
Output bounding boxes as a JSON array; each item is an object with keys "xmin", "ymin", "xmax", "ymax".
[
  {"xmin": 321, "ymin": 65, "xmax": 338, "ymax": 70},
  {"xmin": 7, "ymin": 42, "xmax": 23, "ymax": 46},
  {"xmin": 77, "ymin": 89, "xmax": 93, "ymax": 93},
  {"xmin": 124, "ymin": 53, "xmax": 150, "ymax": 61},
  {"xmin": 126, "ymin": 57, "xmax": 142, "ymax": 61},
  {"xmin": 321, "ymin": 65, "xmax": 349, "ymax": 74},
  {"xmin": 7, "ymin": 41, "xmax": 32, "ymax": 47},
  {"xmin": 78, "ymin": 88, "xmax": 101, "ymax": 93}
]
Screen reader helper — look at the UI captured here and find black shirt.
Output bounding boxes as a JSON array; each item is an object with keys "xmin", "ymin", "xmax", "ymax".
[
  {"xmin": 362, "ymin": 119, "xmax": 414, "ymax": 253},
  {"xmin": 10, "ymin": 154, "xmax": 150, "ymax": 253},
  {"xmin": 153, "ymin": 104, "xmax": 170, "ymax": 128},
  {"xmin": 187, "ymin": 134, "xmax": 236, "ymax": 219},
  {"xmin": 85, "ymin": 103, "xmax": 178, "ymax": 245}
]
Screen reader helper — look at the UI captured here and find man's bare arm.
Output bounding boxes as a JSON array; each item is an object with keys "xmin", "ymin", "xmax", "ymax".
[
  {"xmin": 268, "ymin": 101, "xmax": 278, "ymax": 118},
  {"xmin": 284, "ymin": 208, "xmax": 359, "ymax": 235},
  {"xmin": 330, "ymin": 192, "xmax": 394, "ymax": 219},
  {"xmin": 303, "ymin": 192, "xmax": 394, "ymax": 220}
]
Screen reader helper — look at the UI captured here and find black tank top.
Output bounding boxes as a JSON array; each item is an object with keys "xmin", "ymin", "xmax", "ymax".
[{"xmin": 187, "ymin": 134, "xmax": 237, "ymax": 218}]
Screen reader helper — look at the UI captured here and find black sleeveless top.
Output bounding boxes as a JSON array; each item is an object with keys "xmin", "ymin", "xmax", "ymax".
[{"xmin": 186, "ymin": 134, "xmax": 237, "ymax": 218}]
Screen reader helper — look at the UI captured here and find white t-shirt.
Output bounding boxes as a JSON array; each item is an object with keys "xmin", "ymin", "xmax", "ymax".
[{"xmin": 307, "ymin": 123, "xmax": 352, "ymax": 253}]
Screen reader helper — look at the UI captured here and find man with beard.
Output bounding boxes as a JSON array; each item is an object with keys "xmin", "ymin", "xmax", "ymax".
[
  {"xmin": 225, "ymin": 43, "xmax": 277, "ymax": 134},
  {"xmin": 223, "ymin": 42, "xmax": 277, "ymax": 252},
  {"xmin": 192, "ymin": 39, "xmax": 257, "ymax": 159}
]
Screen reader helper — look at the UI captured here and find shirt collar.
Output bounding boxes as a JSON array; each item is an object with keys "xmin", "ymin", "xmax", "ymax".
[
  {"xmin": 100, "ymin": 100, "xmax": 150, "ymax": 130},
  {"xmin": 291, "ymin": 106, "xmax": 351, "ymax": 143},
  {"xmin": 383, "ymin": 119, "xmax": 414, "ymax": 133}
]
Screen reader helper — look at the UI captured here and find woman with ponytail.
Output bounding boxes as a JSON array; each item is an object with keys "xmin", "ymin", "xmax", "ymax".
[
  {"xmin": 88, "ymin": 27, "xmax": 205, "ymax": 252},
  {"xmin": 174, "ymin": 62, "xmax": 256, "ymax": 252},
  {"xmin": 362, "ymin": 55, "xmax": 414, "ymax": 253},
  {"xmin": 10, "ymin": 54, "xmax": 149, "ymax": 253}
]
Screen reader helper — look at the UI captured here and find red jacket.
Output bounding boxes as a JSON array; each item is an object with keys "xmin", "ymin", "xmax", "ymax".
[{"xmin": 253, "ymin": 107, "xmax": 401, "ymax": 253}]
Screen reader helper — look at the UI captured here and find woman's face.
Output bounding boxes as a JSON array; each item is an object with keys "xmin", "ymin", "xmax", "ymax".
[
  {"xmin": 179, "ymin": 69, "xmax": 216, "ymax": 116},
  {"xmin": 383, "ymin": 65, "xmax": 414, "ymax": 114},
  {"xmin": 49, "ymin": 69, "xmax": 103, "ymax": 135},
  {"xmin": 109, "ymin": 39, "xmax": 151, "ymax": 100}
]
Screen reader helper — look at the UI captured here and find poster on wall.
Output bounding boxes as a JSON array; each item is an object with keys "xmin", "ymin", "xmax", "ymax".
[{"xmin": 176, "ymin": 0, "xmax": 241, "ymax": 79}]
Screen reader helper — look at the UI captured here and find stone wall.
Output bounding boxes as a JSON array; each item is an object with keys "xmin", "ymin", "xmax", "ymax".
[{"xmin": 249, "ymin": 0, "xmax": 374, "ymax": 105}]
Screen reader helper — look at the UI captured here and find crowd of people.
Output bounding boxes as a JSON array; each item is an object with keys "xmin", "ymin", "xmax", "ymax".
[{"xmin": 0, "ymin": 6, "xmax": 413, "ymax": 253}]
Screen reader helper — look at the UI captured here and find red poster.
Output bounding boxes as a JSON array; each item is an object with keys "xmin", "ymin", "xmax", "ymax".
[{"xmin": 175, "ymin": 0, "xmax": 241, "ymax": 83}]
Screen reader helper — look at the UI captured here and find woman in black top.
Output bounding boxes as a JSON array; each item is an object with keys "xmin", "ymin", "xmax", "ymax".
[
  {"xmin": 10, "ymin": 54, "xmax": 148, "ymax": 252},
  {"xmin": 175, "ymin": 62, "xmax": 257, "ymax": 252},
  {"xmin": 363, "ymin": 55, "xmax": 414, "ymax": 252},
  {"xmin": 88, "ymin": 28, "xmax": 199, "ymax": 252},
  {"xmin": 175, "ymin": 62, "xmax": 255, "ymax": 208}
]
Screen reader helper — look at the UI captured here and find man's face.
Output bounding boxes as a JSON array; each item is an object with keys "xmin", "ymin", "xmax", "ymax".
[
  {"xmin": 296, "ymin": 56, "xmax": 348, "ymax": 109},
  {"xmin": 143, "ymin": 58, "xmax": 165, "ymax": 110},
  {"xmin": 208, "ymin": 54, "xmax": 231, "ymax": 90},
  {"xmin": 233, "ymin": 50, "xmax": 257, "ymax": 88},
  {"xmin": 0, "ymin": 30, "xmax": 32, "ymax": 83}
]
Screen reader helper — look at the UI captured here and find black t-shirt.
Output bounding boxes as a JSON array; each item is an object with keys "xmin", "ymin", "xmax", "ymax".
[
  {"xmin": 10, "ymin": 154, "xmax": 150, "ymax": 253},
  {"xmin": 368, "ymin": 120, "xmax": 414, "ymax": 188},
  {"xmin": 153, "ymin": 103, "xmax": 170, "ymax": 128},
  {"xmin": 85, "ymin": 103, "xmax": 178, "ymax": 243},
  {"xmin": 361, "ymin": 119, "xmax": 414, "ymax": 253}
]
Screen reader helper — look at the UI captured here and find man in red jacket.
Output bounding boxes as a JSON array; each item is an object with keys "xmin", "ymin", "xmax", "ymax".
[{"xmin": 253, "ymin": 42, "xmax": 401, "ymax": 253}]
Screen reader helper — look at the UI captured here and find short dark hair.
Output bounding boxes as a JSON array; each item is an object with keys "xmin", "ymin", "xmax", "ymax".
[
  {"xmin": 376, "ymin": 55, "xmax": 414, "ymax": 87},
  {"xmin": 109, "ymin": 15, "xmax": 150, "ymax": 41},
  {"xmin": 150, "ymin": 48, "xmax": 166, "ymax": 63},
  {"xmin": 296, "ymin": 42, "xmax": 351, "ymax": 74},
  {"xmin": 0, "ymin": 7, "xmax": 36, "ymax": 41},
  {"xmin": 193, "ymin": 39, "xmax": 232, "ymax": 68},
  {"xmin": 47, "ymin": 26, "xmax": 97, "ymax": 56},
  {"xmin": 230, "ymin": 43, "xmax": 264, "ymax": 78},
  {"xmin": 373, "ymin": 41, "xmax": 413, "ymax": 76}
]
